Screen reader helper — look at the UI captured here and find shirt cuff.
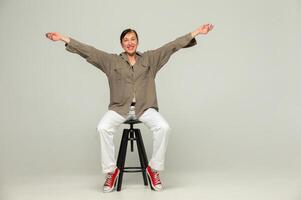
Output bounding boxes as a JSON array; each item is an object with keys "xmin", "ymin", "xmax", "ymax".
[
  {"xmin": 182, "ymin": 33, "xmax": 197, "ymax": 48},
  {"xmin": 64, "ymin": 38, "xmax": 78, "ymax": 53}
]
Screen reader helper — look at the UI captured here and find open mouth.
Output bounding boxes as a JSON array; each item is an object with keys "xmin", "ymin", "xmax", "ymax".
[{"xmin": 127, "ymin": 46, "xmax": 135, "ymax": 51}]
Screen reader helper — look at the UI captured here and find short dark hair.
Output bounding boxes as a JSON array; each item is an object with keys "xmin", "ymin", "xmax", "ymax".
[{"xmin": 120, "ymin": 28, "xmax": 139, "ymax": 43}]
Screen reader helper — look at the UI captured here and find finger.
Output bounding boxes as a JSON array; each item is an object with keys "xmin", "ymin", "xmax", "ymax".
[{"xmin": 47, "ymin": 33, "xmax": 54, "ymax": 39}]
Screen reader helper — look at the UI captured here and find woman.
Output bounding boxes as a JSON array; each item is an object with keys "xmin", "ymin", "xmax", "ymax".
[{"xmin": 45, "ymin": 23, "xmax": 214, "ymax": 192}]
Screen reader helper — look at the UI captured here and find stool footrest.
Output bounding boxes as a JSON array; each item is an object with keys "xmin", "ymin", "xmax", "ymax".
[
  {"xmin": 123, "ymin": 170, "xmax": 144, "ymax": 173},
  {"xmin": 122, "ymin": 167, "xmax": 145, "ymax": 173}
]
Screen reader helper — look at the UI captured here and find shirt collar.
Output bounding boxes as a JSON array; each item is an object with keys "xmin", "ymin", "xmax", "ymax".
[{"xmin": 119, "ymin": 51, "xmax": 142, "ymax": 62}]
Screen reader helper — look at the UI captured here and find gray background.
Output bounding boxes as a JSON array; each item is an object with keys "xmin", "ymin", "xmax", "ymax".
[{"xmin": 0, "ymin": 0, "xmax": 300, "ymax": 196}]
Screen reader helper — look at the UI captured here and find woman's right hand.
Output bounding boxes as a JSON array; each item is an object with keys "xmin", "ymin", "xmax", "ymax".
[{"xmin": 45, "ymin": 32, "xmax": 70, "ymax": 43}]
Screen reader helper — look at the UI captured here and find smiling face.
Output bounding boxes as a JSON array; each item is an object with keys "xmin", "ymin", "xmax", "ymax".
[{"xmin": 121, "ymin": 31, "xmax": 138, "ymax": 56}]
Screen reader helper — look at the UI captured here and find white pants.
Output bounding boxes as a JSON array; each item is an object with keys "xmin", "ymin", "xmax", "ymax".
[{"xmin": 96, "ymin": 108, "xmax": 171, "ymax": 173}]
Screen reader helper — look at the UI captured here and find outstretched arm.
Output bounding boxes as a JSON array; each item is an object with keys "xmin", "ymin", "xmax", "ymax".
[
  {"xmin": 146, "ymin": 23, "xmax": 214, "ymax": 74},
  {"xmin": 45, "ymin": 32, "xmax": 113, "ymax": 74}
]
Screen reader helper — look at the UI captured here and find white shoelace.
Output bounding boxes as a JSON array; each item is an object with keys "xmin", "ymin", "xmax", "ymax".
[
  {"xmin": 104, "ymin": 173, "xmax": 114, "ymax": 186},
  {"xmin": 152, "ymin": 170, "xmax": 162, "ymax": 185}
]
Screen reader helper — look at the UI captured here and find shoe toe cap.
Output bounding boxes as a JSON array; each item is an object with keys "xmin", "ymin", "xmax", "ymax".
[
  {"xmin": 103, "ymin": 186, "xmax": 113, "ymax": 193},
  {"xmin": 154, "ymin": 184, "xmax": 163, "ymax": 191}
]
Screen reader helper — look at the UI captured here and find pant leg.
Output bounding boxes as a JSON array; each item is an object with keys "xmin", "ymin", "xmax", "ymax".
[
  {"xmin": 139, "ymin": 108, "xmax": 171, "ymax": 171},
  {"xmin": 96, "ymin": 110, "xmax": 126, "ymax": 173}
]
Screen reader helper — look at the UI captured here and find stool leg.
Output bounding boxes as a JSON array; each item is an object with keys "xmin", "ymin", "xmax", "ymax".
[
  {"xmin": 135, "ymin": 129, "xmax": 149, "ymax": 186},
  {"xmin": 136, "ymin": 129, "xmax": 149, "ymax": 167},
  {"xmin": 116, "ymin": 129, "xmax": 129, "ymax": 191},
  {"xmin": 130, "ymin": 130, "xmax": 134, "ymax": 152}
]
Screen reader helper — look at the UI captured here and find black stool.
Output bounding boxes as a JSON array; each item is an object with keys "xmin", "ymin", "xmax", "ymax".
[{"xmin": 116, "ymin": 119, "xmax": 150, "ymax": 191}]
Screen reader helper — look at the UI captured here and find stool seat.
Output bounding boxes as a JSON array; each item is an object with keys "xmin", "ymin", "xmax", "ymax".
[
  {"xmin": 123, "ymin": 119, "xmax": 142, "ymax": 125},
  {"xmin": 116, "ymin": 119, "xmax": 150, "ymax": 191}
]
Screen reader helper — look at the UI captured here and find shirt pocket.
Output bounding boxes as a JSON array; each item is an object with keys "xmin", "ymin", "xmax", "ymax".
[
  {"xmin": 112, "ymin": 66, "xmax": 124, "ymax": 81},
  {"xmin": 141, "ymin": 62, "xmax": 153, "ymax": 79}
]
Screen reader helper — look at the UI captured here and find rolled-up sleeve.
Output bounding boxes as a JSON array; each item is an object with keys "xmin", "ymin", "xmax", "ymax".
[
  {"xmin": 65, "ymin": 38, "xmax": 114, "ymax": 74},
  {"xmin": 145, "ymin": 33, "xmax": 197, "ymax": 74}
]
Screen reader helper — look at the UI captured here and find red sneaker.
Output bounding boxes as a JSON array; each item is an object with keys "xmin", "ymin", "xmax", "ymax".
[
  {"xmin": 146, "ymin": 166, "xmax": 163, "ymax": 191},
  {"xmin": 103, "ymin": 167, "xmax": 120, "ymax": 193}
]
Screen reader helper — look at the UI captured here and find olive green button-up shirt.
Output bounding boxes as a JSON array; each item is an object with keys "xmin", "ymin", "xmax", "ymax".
[{"xmin": 65, "ymin": 33, "xmax": 197, "ymax": 118}]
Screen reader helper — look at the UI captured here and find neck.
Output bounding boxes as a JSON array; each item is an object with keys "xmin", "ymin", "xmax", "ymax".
[
  {"xmin": 126, "ymin": 53, "xmax": 136, "ymax": 65},
  {"xmin": 126, "ymin": 52, "xmax": 136, "ymax": 58}
]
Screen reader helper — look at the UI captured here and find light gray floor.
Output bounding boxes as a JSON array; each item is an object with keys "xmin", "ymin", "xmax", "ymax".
[{"xmin": 1, "ymin": 169, "xmax": 300, "ymax": 200}]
